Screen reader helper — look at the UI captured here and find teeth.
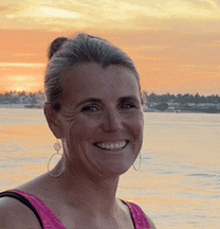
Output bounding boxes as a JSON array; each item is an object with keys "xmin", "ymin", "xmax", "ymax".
[{"xmin": 96, "ymin": 141, "xmax": 127, "ymax": 150}]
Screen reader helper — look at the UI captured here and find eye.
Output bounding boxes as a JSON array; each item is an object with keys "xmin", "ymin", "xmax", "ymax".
[
  {"xmin": 81, "ymin": 105, "xmax": 101, "ymax": 113},
  {"xmin": 120, "ymin": 102, "xmax": 136, "ymax": 110}
]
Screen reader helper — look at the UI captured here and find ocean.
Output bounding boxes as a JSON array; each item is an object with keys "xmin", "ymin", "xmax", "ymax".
[{"xmin": 0, "ymin": 108, "xmax": 220, "ymax": 228}]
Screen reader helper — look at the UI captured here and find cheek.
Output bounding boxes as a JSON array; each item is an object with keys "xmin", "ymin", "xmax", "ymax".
[
  {"xmin": 129, "ymin": 113, "xmax": 144, "ymax": 144},
  {"xmin": 67, "ymin": 117, "xmax": 99, "ymax": 142}
]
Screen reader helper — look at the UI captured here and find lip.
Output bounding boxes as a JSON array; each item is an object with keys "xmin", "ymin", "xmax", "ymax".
[{"xmin": 94, "ymin": 140, "xmax": 129, "ymax": 151}]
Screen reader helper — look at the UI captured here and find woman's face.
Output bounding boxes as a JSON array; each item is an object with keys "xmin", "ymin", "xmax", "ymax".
[{"xmin": 55, "ymin": 63, "xmax": 144, "ymax": 177}]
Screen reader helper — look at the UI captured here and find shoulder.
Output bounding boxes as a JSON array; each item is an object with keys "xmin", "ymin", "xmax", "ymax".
[{"xmin": 0, "ymin": 197, "xmax": 42, "ymax": 229}]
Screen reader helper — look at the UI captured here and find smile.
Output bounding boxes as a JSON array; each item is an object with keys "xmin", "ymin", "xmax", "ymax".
[{"xmin": 94, "ymin": 140, "xmax": 128, "ymax": 151}]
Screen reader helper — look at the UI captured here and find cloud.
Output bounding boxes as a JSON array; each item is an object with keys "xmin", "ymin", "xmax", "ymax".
[
  {"xmin": 0, "ymin": 62, "xmax": 45, "ymax": 68},
  {"xmin": 39, "ymin": 7, "xmax": 80, "ymax": 18},
  {"xmin": 21, "ymin": 6, "xmax": 82, "ymax": 19},
  {"xmin": 0, "ymin": 6, "xmax": 10, "ymax": 12},
  {"xmin": 1, "ymin": 0, "xmax": 220, "ymax": 32}
]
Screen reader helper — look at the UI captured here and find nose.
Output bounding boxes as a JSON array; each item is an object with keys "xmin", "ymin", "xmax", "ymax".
[{"xmin": 102, "ymin": 110, "xmax": 123, "ymax": 133}]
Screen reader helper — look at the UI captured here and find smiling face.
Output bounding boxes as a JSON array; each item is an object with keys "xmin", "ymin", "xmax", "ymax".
[{"xmin": 50, "ymin": 63, "xmax": 144, "ymax": 177}]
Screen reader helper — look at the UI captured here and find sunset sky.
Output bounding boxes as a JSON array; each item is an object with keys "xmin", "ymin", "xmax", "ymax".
[{"xmin": 1, "ymin": 0, "xmax": 220, "ymax": 94}]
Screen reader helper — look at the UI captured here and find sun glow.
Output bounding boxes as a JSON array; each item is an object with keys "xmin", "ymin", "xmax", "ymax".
[
  {"xmin": 11, "ymin": 86, "xmax": 27, "ymax": 92},
  {"xmin": 0, "ymin": 62, "xmax": 45, "ymax": 68}
]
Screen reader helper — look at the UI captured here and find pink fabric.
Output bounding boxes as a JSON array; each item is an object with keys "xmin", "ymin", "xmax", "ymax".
[
  {"xmin": 124, "ymin": 201, "xmax": 152, "ymax": 229},
  {"xmin": 11, "ymin": 189, "xmax": 151, "ymax": 229},
  {"xmin": 11, "ymin": 189, "xmax": 65, "ymax": 229}
]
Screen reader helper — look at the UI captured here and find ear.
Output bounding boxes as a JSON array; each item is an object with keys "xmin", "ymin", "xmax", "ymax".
[{"xmin": 43, "ymin": 102, "xmax": 63, "ymax": 139}]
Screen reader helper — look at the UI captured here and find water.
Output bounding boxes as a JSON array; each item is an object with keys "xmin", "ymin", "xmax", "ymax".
[{"xmin": 0, "ymin": 108, "xmax": 220, "ymax": 228}]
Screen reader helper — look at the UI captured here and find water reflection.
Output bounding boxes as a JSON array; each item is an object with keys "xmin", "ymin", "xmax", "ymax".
[{"xmin": 0, "ymin": 109, "xmax": 220, "ymax": 228}]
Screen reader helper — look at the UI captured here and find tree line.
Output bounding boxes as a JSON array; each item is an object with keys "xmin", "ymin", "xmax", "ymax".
[
  {"xmin": 143, "ymin": 91, "xmax": 220, "ymax": 104},
  {"xmin": 0, "ymin": 91, "xmax": 44, "ymax": 105}
]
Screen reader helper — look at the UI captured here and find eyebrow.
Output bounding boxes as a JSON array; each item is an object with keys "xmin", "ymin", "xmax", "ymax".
[
  {"xmin": 119, "ymin": 96, "xmax": 140, "ymax": 103},
  {"xmin": 76, "ymin": 98, "xmax": 102, "ymax": 107}
]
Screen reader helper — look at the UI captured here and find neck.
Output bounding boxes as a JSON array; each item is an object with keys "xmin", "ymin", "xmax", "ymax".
[{"xmin": 51, "ymin": 160, "xmax": 121, "ymax": 215}]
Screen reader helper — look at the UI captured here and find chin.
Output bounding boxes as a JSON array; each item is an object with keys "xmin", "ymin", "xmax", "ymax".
[{"xmin": 104, "ymin": 163, "xmax": 132, "ymax": 177}]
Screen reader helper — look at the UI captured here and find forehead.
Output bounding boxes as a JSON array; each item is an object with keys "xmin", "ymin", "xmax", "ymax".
[{"xmin": 62, "ymin": 63, "xmax": 140, "ymax": 102}]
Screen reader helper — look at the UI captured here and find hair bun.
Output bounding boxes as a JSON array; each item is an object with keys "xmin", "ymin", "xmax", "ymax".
[{"xmin": 48, "ymin": 37, "xmax": 68, "ymax": 60}]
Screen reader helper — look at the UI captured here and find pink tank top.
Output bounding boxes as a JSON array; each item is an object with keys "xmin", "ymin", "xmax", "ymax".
[{"xmin": 11, "ymin": 189, "xmax": 151, "ymax": 229}]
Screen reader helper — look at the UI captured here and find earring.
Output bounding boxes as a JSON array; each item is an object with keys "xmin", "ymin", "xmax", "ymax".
[
  {"xmin": 47, "ymin": 139, "xmax": 64, "ymax": 177},
  {"xmin": 133, "ymin": 153, "xmax": 142, "ymax": 171}
]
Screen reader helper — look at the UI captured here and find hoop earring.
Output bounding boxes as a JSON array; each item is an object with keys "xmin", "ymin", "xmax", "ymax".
[
  {"xmin": 47, "ymin": 140, "xmax": 64, "ymax": 178},
  {"xmin": 133, "ymin": 153, "xmax": 142, "ymax": 171}
]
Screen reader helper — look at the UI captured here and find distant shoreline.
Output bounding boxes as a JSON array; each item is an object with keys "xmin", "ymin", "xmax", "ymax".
[
  {"xmin": 1, "ymin": 104, "xmax": 220, "ymax": 114},
  {"xmin": 0, "ymin": 104, "xmax": 41, "ymax": 109},
  {"xmin": 0, "ymin": 104, "xmax": 26, "ymax": 109}
]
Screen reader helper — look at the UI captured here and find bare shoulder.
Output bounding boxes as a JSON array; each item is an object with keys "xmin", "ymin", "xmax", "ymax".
[
  {"xmin": 0, "ymin": 197, "xmax": 42, "ymax": 229},
  {"xmin": 146, "ymin": 214, "xmax": 157, "ymax": 229}
]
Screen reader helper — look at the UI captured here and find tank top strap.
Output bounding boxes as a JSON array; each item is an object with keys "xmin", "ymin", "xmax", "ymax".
[
  {"xmin": 123, "ymin": 201, "xmax": 152, "ymax": 229},
  {"xmin": 10, "ymin": 189, "xmax": 66, "ymax": 229}
]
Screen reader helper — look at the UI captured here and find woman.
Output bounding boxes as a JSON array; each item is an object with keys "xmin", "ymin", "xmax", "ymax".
[{"xmin": 0, "ymin": 33, "xmax": 156, "ymax": 229}]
